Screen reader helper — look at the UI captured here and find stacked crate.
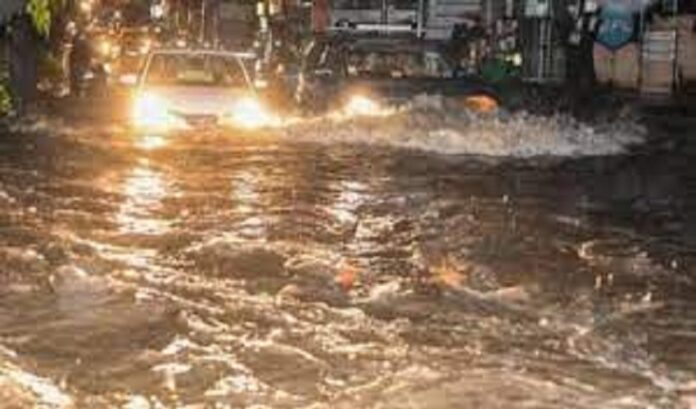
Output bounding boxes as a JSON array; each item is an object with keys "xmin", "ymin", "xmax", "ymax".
[
  {"xmin": 677, "ymin": 15, "xmax": 696, "ymax": 87},
  {"xmin": 641, "ymin": 29, "xmax": 677, "ymax": 94}
]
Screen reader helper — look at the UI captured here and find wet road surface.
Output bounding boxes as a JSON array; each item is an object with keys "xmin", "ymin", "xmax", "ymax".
[{"xmin": 0, "ymin": 104, "xmax": 694, "ymax": 408}]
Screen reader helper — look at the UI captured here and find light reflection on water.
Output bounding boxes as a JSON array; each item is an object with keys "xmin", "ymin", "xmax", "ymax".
[
  {"xmin": 231, "ymin": 168, "xmax": 263, "ymax": 216},
  {"xmin": 0, "ymin": 365, "xmax": 73, "ymax": 407},
  {"xmin": 229, "ymin": 167, "xmax": 270, "ymax": 241},
  {"xmin": 327, "ymin": 180, "xmax": 368, "ymax": 226},
  {"xmin": 0, "ymin": 123, "xmax": 693, "ymax": 408},
  {"xmin": 135, "ymin": 134, "xmax": 168, "ymax": 151},
  {"xmin": 115, "ymin": 159, "xmax": 173, "ymax": 236}
]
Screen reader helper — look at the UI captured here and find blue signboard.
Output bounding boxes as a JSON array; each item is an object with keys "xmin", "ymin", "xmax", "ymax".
[{"xmin": 596, "ymin": 4, "xmax": 635, "ymax": 51}]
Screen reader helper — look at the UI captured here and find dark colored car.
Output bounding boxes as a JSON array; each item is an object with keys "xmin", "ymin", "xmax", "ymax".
[{"xmin": 295, "ymin": 35, "xmax": 501, "ymax": 114}]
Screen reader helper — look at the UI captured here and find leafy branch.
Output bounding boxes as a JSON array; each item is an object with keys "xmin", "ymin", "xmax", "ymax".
[{"xmin": 26, "ymin": 0, "xmax": 66, "ymax": 36}]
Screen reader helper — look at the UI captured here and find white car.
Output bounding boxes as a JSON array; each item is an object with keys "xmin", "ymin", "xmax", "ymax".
[{"xmin": 132, "ymin": 49, "xmax": 271, "ymax": 132}]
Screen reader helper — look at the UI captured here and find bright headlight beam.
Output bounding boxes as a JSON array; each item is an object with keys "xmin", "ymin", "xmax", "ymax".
[
  {"xmin": 98, "ymin": 40, "xmax": 112, "ymax": 57},
  {"xmin": 132, "ymin": 93, "xmax": 185, "ymax": 131},
  {"xmin": 344, "ymin": 95, "xmax": 380, "ymax": 117},
  {"xmin": 229, "ymin": 98, "xmax": 273, "ymax": 129}
]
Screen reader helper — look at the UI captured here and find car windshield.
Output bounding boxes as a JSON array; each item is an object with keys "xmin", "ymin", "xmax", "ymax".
[
  {"xmin": 144, "ymin": 53, "xmax": 247, "ymax": 87},
  {"xmin": 345, "ymin": 49, "xmax": 452, "ymax": 79}
]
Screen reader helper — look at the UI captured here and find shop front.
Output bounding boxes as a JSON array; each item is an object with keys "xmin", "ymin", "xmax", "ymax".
[{"xmin": 592, "ymin": 0, "xmax": 695, "ymax": 95}]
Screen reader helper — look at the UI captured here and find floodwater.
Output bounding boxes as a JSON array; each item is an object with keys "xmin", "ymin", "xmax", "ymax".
[{"xmin": 0, "ymin": 103, "xmax": 694, "ymax": 408}]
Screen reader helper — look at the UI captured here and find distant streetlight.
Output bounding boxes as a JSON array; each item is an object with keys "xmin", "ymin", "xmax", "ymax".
[
  {"xmin": 151, "ymin": 3, "xmax": 165, "ymax": 19},
  {"xmin": 79, "ymin": 0, "xmax": 92, "ymax": 14}
]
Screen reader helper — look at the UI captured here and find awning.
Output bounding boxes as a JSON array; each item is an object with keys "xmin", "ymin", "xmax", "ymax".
[
  {"xmin": 0, "ymin": 0, "xmax": 26, "ymax": 24},
  {"xmin": 597, "ymin": 0, "xmax": 658, "ymax": 12}
]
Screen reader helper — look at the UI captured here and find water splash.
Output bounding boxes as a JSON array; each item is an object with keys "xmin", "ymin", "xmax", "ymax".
[{"xmin": 280, "ymin": 96, "xmax": 645, "ymax": 157}]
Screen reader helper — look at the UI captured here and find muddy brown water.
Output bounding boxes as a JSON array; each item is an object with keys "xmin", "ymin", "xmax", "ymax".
[{"xmin": 0, "ymin": 112, "xmax": 694, "ymax": 408}]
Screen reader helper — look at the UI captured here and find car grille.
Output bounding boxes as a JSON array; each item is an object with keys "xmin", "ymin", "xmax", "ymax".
[{"xmin": 174, "ymin": 113, "xmax": 219, "ymax": 127}]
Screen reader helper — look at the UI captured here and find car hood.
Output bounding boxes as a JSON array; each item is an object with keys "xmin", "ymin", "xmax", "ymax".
[{"xmin": 141, "ymin": 86, "xmax": 251, "ymax": 116}]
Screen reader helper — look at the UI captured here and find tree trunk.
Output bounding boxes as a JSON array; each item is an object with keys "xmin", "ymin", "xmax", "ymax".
[{"xmin": 8, "ymin": 14, "xmax": 39, "ymax": 115}]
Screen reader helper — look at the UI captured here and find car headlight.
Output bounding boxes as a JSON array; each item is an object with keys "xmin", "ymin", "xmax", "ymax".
[
  {"xmin": 344, "ymin": 95, "xmax": 380, "ymax": 117},
  {"xmin": 228, "ymin": 98, "xmax": 273, "ymax": 129},
  {"xmin": 132, "ymin": 93, "xmax": 185, "ymax": 130},
  {"xmin": 98, "ymin": 40, "xmax": 111, "ymax": 57}
]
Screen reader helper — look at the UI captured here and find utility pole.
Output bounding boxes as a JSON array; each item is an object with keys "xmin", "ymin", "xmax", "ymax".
[
  {"xmin": 200, "ymin": 0, "xmax": 206, "ymax": 42},
  {"xmin": 416, "ymin": 0, "xmax": 424, "ymax": 37}
]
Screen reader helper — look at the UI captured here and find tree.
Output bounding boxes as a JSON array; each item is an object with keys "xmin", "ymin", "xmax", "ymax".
[{"xmin": 26, "ymin": 0, "xmax": 66, "ymax": 37}]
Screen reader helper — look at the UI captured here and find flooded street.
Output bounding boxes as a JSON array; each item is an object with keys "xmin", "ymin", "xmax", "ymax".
[{"xmin": 0, "ymin": 105, "xmax": 694, "ymax": 408}]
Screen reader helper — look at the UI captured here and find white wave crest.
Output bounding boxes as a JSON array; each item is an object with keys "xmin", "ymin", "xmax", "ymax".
[{"xmin": 280, "ymin": 96, "xmax": 645, "ymax": 157}]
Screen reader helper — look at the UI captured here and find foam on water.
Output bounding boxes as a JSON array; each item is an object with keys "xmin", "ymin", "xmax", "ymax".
[
  {"xmin": 3, "ymin": 95, "xmax": 645, "ymax": 158},
  {"xmin": 4, "ymin": 115, "xmax": 125, "ymax": 138},
  {"xmin": 279, "ymin": 96, "xmax": 645, "ymax": 157},
  {"xmin": 0, "ymin": 358, "xmax": 72, "ymax": 408},
  {"xmin": 1, "ymin": 96, "xmax": 688, "ymax": 408}
]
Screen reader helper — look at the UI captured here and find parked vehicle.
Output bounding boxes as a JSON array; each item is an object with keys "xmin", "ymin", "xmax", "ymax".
[
  {"xmin": 131, "ymin": 49, "xmax": 273, "ymax": 133},
  {"xmin": 295, "ymin": 34, "xmax": 500, "ymax": 115}
]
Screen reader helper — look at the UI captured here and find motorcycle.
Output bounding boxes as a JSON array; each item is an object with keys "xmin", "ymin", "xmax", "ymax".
[{"xmin": 74, "ymin": 60, "xmax": 110, "ymax": 98}]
